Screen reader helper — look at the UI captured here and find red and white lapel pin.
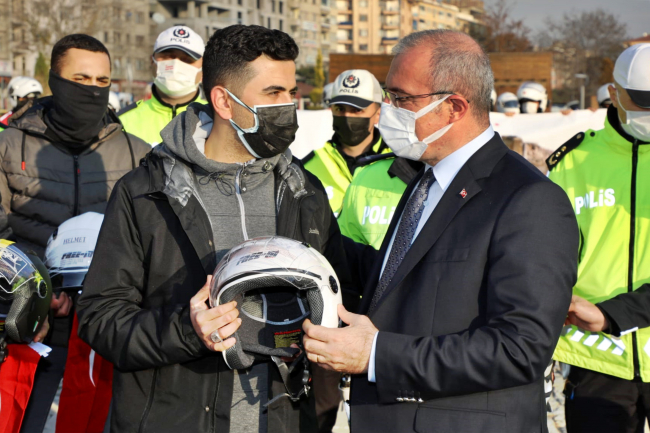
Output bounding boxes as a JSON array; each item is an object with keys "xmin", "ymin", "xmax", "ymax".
[{"xmin": 459, "ymin": 189, "xmax": 468, "ymax": 199}]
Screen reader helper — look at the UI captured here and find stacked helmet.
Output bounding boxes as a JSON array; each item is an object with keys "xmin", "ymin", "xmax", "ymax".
[
  {"xmin": 490, "ymin": 88, "xmax": 497, "ymax": 110},
  {"xmin": 323, "ymin": 82, "xmax": 334, "ymax": 105},
  {"xmin": 210, "ymin": 236, "xmax": 341, "ymax": 400},
  {"xmin": 7, "ymin": 76, "xmax": 43, "ymax": 109},
  {"xmin": 0, "ymin": 240, "xmax": 52, "ymax": 349},
  {"xmin": 597, "ymin": 83, "xmax": 613, "ymax": 108},
  {"xmin": 44, "ymin": 212, "xmax": 104, "ymax": 291},
  {"xmin": 496, "ymin": 92, "xmax": 520, "ymax": 114},
  {"xmin": 517, "ymin": 81, "xmax": 548, "ymax": 113},
  {"xmin": 108, "ymin": 92, "xmax": 121, "ymax": 112}
]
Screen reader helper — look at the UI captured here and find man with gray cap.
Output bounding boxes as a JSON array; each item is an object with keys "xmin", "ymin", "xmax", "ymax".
[
  {"xmin": 119, "ymin": 25, "xmax": 207, "ymax": 145},
  {"xmin": 303, "ymin": 70, "xmax": 390, "ymax": 216},
  {"xmin": 548, "ymin": 43, "xmax": 650, "ymax": 433}
]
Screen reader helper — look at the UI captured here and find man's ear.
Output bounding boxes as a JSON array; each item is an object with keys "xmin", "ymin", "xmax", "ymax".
[
  {"xmin": 211, "ymin": 86, "xmax": 233, "ymax": 120},
  {"xmin": 608, "ymin": 84, "xmax": 618, "ymax": 109},
  {"xmin": 449, "ymin": 96, "xmax": 470, "ymax": 123}
]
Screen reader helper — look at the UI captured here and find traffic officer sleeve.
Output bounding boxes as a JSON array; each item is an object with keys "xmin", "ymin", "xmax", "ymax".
[{"xmin": 598, "ymin": 284, "xmax": 650, "ymax": 337}]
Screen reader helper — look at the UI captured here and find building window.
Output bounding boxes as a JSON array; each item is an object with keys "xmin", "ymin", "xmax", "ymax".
[
  {"xmin": 447, "ymin": 13, "xmax": 452, "ymax": 17},
  {"xmin": 272, "ymin": 0, "xmax": 275, "ymax": 12},
  {"xmin": 257, "ymin": 0, "xmax": 261, "ymax": 8},
  {"xmin": 115, "ymin": 32, "xmax": 121, "ymax": 44},
  {"xmin": 104, "ymin": 31, "xmax": 109, "ymax": 43},
  {"xmin": 279, "ymin": 1, "xmax": 283, "ymax": 13},
  {"xmin": 359, "ymin": 44, "xmax": 368, "ymax": 51},
  {"xmin": 279, "ymin": 19, "xmax": 283, "ymax": 31},
  {"xmin": 125, "ymin": 10, "xmax": 131, "ymax": 21},
  {"xmin": 412, "ymin": 20, "xmax": 417, "ymax": 30},
  {"xmin": 237, "ymin": 11, "xmax": 243, "ymax": 24},
  {"xmin": 359, "ymin": 29, "xmax": 368, "ymax": 37},
  {"xmin": 126, "ymin": 34, "xmax": 130, "ymax": 44},
  {"xmin": 136, "ymin": 11, "xmax": 144, "ymax": 23},
  {"xmin": 136, "ymin": 35, "xmax": 144, "ymax": 45},
  {"xmin": 359, "ymin": 14, "xmax": 368, "ymax": 22},
  {"xmin": 268, "ymin": 17, "xmax": 271, "ymax": 27},
  {"xmin": 238, "ymin": 0, "xmax": 242, "ymax": 5}
]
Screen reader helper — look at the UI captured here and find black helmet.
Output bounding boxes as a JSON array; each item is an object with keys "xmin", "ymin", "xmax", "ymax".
[{"xmin": 0, "ymin": 240, "xmax": 52, "ymax": 358}]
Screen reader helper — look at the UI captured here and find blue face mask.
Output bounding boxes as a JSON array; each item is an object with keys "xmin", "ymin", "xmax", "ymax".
[{"xmin": 226, "ymin": 89, "xmax": 299, "ymax": 158}]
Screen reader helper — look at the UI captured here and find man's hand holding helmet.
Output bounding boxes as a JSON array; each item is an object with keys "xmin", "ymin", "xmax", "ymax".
[{"xmin": 190, "ymin": 275, "xmax": 242, "ymax": 352}]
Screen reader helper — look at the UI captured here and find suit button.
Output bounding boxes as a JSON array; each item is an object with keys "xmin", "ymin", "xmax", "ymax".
[
  {"xmin": 205, "ymin": 406, "xmax": 210, "ymax": 412},
  {"xmin": 396, "ymin": 397, "xmax": 404, "ymax": 402}
]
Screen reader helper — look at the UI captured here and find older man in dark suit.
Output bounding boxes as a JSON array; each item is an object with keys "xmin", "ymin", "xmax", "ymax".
[{"xmin": 302, "ymin": 29, "xmax": 579, "ymax": 433}]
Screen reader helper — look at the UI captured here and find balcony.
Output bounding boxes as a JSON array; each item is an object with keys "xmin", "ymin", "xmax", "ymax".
[
  {"xmin": 381, "ymin": 9, "xmax": 399, "ymax": 15},
  {"xmin": 337, "ymin": 20, "xmax": 353, "ymax": 28},
  {"xmin": 381, "ymin": 21, "xmax": 399, "ymax": 30},
  {"xmin": 321, "ymin": 19, "xmax": 331, "ymax": 29},
  {"xmin": 321, "ymin": 5, "xmax": 330, "ymax": 14},
  {"xmin": 381, "ymin": 37, "xmax": 399, "ymax": 44}
]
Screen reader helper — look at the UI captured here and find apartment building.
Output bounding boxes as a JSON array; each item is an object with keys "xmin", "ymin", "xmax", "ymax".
[{"xmin": 336, "ymin": 0, "xmax": 484, "ymax": 55}]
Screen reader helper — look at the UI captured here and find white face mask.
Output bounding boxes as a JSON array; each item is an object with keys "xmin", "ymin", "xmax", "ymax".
[
  {"xmin": 617, "ymin": 90, "xmax": 650, "ymax": 142},
  {"xmin": 154, "ymin": 59, "xmax": 202, "ymax": 98},
  {"xmin": 377, "ymin": 95, "xmax": 453, "ymax": 161},
  {"xmin": 521, "ymin": 101, "xmax": 539, "ymax": 114}
]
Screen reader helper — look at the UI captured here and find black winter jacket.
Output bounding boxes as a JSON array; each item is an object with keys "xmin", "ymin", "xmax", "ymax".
[{"xmin": 76, "ymin": 138, "xmax": 353, "ymax": 433}]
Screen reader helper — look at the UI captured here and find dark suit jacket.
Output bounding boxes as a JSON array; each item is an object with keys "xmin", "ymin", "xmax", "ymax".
[{"xmin": 348, "ymin": 134, "xmax": 579, "ymax": 433}]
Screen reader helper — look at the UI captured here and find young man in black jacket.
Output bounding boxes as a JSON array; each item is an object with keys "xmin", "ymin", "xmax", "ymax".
[{"xmin": 76, "ymin": 25, "xmax": 351, "ymax": 433}]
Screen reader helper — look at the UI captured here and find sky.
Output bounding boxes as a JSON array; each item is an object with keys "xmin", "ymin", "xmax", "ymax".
[{"xmin": 482, "ymin": 0, "xmax": 650, "ymax": 41}]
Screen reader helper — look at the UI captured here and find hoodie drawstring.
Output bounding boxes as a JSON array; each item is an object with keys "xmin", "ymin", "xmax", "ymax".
[{"xmin": 21, "ymin": 131, "xmax": 26, "ymax": 170}]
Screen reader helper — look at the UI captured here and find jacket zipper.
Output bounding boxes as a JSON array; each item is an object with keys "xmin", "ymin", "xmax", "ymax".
[
  {"xmin": 235, "ymin": 164, "xmax": 249, "ymax": 240},
  {"xmin": 73, "ymin": 155, "xmax": 80, "ymax": 216},
  {"xmin": 138, "ymin": 368, "xmax": 159, "ymax": 433},
  {"xmin": 172, "ymin": 105, "xmax": 177, "ymax": 118},
  {"xmin": 629, "ymin": 140, "xmax": 640, "ymax": 379}
]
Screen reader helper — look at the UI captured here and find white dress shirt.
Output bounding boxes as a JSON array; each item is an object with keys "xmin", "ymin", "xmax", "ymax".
[{"xmin": 368, "ymin": 125, "xmax": 495, "ymax": 383}]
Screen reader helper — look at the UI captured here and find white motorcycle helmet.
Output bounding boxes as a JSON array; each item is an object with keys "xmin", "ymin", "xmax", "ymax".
[
  {"xmin": 323, "ymin": 82, "xmax": 334, "ymax": 105},
  {"xmin": 597, "ymin": 83, "xmax": 613, "ymax": 108},
  {"xmin": 496, "ymin": 92, "xmax": 520, "ymax": 114},
  {"xmin": 210, "ymin": 236, "xmax": 342, "ymax": 401},
  {"xmin": 517, "ymin": 81, "xmax": 548, "ymax": 113},
  {"xmin": 108, "ymin": 91, "xmax": 121, "ymax": 112},
  {"xmin": 44, "ymin": 212, "xmax": 104, "ymax": 291},
  {"xmin": 7, "ymin": 76, "xmax": 43, "ymax": 109}
]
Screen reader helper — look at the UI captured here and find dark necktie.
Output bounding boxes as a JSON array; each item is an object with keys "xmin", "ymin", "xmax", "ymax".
[{"xmin": 368, "ymin": 168, "xmax": 436, "ymax": 315}]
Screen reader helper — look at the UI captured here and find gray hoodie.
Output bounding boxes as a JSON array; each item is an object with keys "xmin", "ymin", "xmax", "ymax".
[{"xmin": 159, "ymin": 103, "xmax": 282, "ymax": 433}]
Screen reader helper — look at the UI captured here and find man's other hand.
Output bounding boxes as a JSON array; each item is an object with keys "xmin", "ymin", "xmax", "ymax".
[
  {"xmin": 303, "ymin": 304, "xmax": 377, "ymax": 374},
  {"xmin": 190, "ymin": 275, "xmax": 242, "ymax": 352},
  {"xmin": 51, "ymin": 292, "xmax": 72, "ymax": 317},
  {"xmin": 565, "ymin": 295, "xmax": 609, "ymax": 332}
]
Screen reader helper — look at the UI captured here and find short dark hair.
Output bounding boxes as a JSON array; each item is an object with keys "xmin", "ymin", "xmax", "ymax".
[
  {"xmin": 203, "ymin": 25, "xmax": 299, "ymax": 99},
  {"xmin": 51, "ymin": 34, "xmax": 111, "ymax": 75}
]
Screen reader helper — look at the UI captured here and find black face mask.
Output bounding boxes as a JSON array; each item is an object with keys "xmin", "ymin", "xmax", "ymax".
[
  {"xmin": 227, "ymin": 89, "xmax": 299, "ymax": 159},
  {"xmin": 44, "ymin": 71, "xmax": 111, "ymax": 147},
  {"xmin": 333, "ymin": 115, "xmax": 372, "ymax": 147}
]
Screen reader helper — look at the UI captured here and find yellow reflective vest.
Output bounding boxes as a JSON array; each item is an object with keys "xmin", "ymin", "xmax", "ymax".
[
  {"xmin": 302, "ymin": 130, "xmax": 389, "ymax": 216},
  {"xmin": 550, "ymin": 109, "xmax": 650, "ymax": 381},
  {"xmin": 119, "ymin": 86, "xmax": 206, "ymax": 146}
]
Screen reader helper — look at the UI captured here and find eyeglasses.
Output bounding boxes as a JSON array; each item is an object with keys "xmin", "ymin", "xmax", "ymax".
[{"xmin": 385, "ymin": 90, "xmax": 468, "ymax": 109}]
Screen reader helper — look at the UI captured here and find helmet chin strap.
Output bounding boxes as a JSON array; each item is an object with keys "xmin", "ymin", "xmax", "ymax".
[{"xmin": 265, "ymin": 346, "xmax": 311, "ymax": 408}]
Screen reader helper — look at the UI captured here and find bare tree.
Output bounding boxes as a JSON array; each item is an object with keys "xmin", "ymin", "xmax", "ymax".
[
  {"xmin": 538, "ymin": 9, "xmax": 627, "ymax": 102},
  {"xmin": 475, "ymin": 0, "xmax": 532, "ymax": 52}
]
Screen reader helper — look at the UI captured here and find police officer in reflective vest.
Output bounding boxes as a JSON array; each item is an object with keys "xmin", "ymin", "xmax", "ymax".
[
  {"xmin": 549, "ymin": 43, "xmax": 650, "ymax": 433},
  {"xmin": 119, "ymin": 26, "xmax": 207, "ymax": 146},
  {"xmin": 303, "ymin": 70, "xmax": 390, "ymax": 216}
]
